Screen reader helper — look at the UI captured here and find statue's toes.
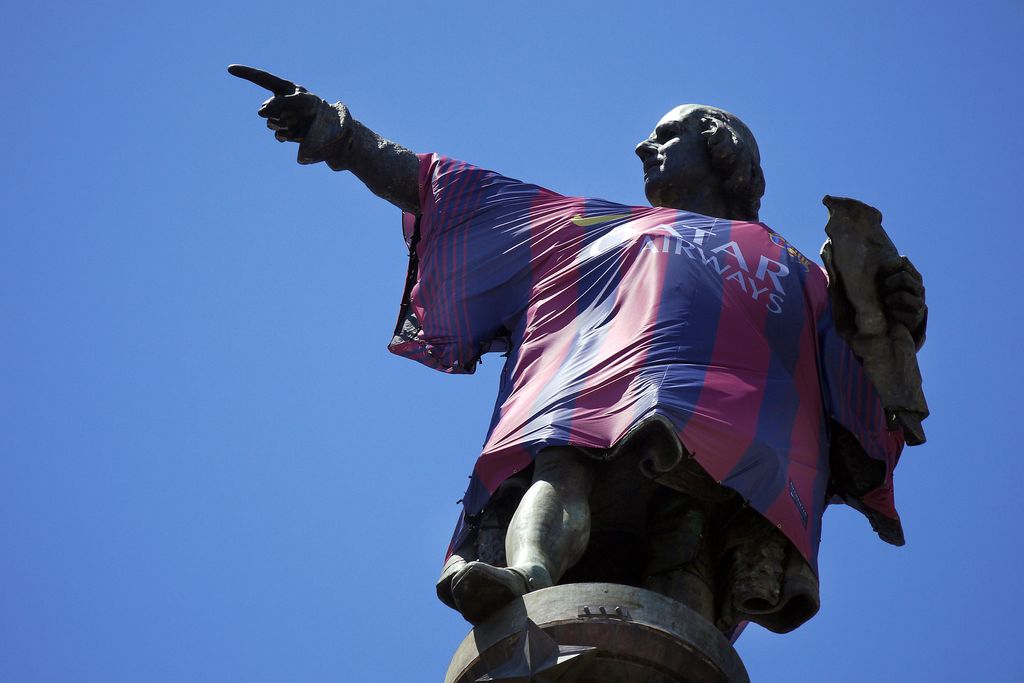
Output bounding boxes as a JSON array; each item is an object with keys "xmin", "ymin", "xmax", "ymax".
[{"xmin": 451, "ymin": 561, "xmax": 529, "ymax": 625}]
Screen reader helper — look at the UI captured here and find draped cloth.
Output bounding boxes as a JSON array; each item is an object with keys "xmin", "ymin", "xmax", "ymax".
[{"xmin": 388, "ymin": 154, "xmax": 904, "ymax": 580}]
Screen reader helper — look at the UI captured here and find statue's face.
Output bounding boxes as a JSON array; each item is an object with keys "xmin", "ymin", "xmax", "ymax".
[{"xmin": 635, "ymin": 105, "xmax": 720, "ymax": 210}]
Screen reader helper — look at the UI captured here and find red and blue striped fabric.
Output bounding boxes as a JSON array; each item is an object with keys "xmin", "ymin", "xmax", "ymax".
[{"xmin": 390, "ymin": 155, "xmax": 904, "ymax": 572}]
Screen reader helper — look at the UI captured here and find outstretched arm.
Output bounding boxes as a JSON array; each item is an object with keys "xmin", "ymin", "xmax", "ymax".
[{"xmin": 229, "ymin": 65, "xmax": 421, "ymax": 215}]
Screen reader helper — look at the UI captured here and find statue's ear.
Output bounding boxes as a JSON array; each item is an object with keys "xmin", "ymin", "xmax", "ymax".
[
  {"xmin": 703, "ymin": 117, "xmax": 764, "ymax": 220},
  {"xmin": 702, "ymin": 117, "xmax": 738, "ymax": 167}
]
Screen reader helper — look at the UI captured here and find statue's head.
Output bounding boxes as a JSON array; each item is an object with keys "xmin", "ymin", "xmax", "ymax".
[{"xmin": 635, "ymin": 105, "xmax": 765, "ymax": 221}]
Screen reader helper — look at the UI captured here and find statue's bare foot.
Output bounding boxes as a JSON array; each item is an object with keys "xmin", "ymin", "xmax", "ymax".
[{"xmin": 451, "ymin": 561, "xmax": 532, "ymax": 624}]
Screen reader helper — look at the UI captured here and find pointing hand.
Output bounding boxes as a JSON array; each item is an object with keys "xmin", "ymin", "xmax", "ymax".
[{"xmin": 229, "ymin": 64, "xmax": 320, "ymax": 144}]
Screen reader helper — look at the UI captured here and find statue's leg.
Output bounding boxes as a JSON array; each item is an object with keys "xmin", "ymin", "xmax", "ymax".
[
  {"xmin": 451, "ymin": 446, "xmax": 595, "ymax": 624},
  {"xmin": 643, "ymin": 488, "xmax": 716, "ymax": 624},
  {"xmin": 506, "ymin": 446, "xmax": 596, "ymax": 583}
]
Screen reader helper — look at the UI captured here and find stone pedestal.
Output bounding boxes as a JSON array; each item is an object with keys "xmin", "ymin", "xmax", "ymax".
[{"xmin": 444, "ymin": 583, "xmax": 748, "ymax": 683}]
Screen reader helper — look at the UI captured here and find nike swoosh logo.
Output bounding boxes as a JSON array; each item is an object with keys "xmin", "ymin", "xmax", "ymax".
[{"xmin": 570, "ymin": 212, "xmax": 633, "ymax": 227}]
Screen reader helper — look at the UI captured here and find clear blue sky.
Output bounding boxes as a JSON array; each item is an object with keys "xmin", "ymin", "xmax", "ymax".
[{"xmin": 2, "ymin": 1, "xmax": 1021, "ymax": 680}]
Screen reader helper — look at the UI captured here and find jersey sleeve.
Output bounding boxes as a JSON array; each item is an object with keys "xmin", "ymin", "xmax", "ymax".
[
  {"xmin": 817, "ymin": 303, "xmax": 906, "ymax": 545},
  {"xmin": 388, "ymin": 154, "xmax": 540, "ymax": 374}
]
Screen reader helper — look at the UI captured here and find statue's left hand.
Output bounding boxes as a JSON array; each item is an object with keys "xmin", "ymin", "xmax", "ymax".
[{"xmin": 878, "ymin": 256, "xmax": 927, "ymax": 349}]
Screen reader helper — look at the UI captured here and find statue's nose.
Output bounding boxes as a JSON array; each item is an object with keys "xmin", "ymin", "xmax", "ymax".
[{"xmin": 635, "ymin": 139, "xmax": 657, "ymax": 161}]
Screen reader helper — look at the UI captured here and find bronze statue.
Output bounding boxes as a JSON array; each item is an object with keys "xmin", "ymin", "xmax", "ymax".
[{"xmin": 229, "ymin": 65, "xmax": 927, "ymax": 639}]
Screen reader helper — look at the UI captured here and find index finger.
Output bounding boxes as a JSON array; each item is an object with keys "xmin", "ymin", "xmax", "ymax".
[{"xmin": 228, "ymin": 64, "xmax": 299, "ymax": 96}]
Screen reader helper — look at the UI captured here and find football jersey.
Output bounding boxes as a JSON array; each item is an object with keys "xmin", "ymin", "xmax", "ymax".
[{"xmin": 389, "ymin": 155, "xmax": 904, "ymax": 569}]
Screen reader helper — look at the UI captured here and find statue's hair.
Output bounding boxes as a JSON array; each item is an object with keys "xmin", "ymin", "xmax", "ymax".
[{"xmin": 693, "ymin": 107, "xmax": 765, "ymax": 221}]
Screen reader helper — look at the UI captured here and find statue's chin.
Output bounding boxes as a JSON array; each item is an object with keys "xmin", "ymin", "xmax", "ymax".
[
  {"xmin": 643, "ymin": 180, "xmax": 667, "ymax": 208},
  {"xmin": 644, "ymin": 176, "xmax": 685, "ymax": 210}
]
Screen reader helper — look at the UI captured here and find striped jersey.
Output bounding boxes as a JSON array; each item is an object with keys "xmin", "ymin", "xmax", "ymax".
[{"xmin": 389, "ymin": 154, "xmax": 904, "ymax": 570}]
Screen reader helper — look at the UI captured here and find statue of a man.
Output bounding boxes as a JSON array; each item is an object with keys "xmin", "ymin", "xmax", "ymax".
[{"xmin": 230, "ymin": 66, "xmax": 926, "ymax": 637}]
